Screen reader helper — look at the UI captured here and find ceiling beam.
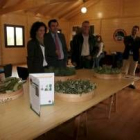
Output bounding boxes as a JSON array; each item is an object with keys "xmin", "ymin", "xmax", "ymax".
[
  {"xmin": 41, "ymin": 6, "xmax": 55, "ymax": 16},
  {"xmin": 32, "ymin": 3, "xmax": 51, "ymax": 15},
  {"xmin": 58, "ymin": 0, "xmax": 82, "ymax": 19},
  {"xmin": 0, "ymin": 0, "xmax": 77, "ymax": 15},
  {"xmin": 63, "ymin": 0, "xmax": 101, "ymax": 20},
  {"xmin": 47, "ymin": 3, "xmax": 69, "ymax": 17},
  {"xmin": 48, "ymin": 0, "xmax": 77, "ymax": 4},
  {"xmin": 0, "ymin": 0, "xmax": 8, "ymax": 9},
  {"xmin": 0, "ymin": 0, "xmax": 43, "ymax": 15}
]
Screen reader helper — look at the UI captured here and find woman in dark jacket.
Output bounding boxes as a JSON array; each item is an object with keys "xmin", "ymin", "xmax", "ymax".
[{"xmin": 27, "ymin": 21, "xmax": 47, "ymax": 73}]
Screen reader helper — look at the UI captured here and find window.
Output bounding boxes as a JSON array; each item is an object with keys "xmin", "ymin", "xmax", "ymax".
[{"xmin": 4, "ymin": 24, "xmax": 25, "ymax": 47}]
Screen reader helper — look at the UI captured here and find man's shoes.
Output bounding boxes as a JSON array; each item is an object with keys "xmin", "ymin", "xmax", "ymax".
[{"xmin": 128, "ymin": 84, "xmax": 136, "ymax": 89}]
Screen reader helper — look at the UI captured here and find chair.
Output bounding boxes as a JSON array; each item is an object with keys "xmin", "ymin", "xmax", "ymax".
[
  {"xmin": 0, "ymin": 68, "xmax": 4, "ymax": 81},
  {"xmin": 3, "ymin": 64, "xmax": 12, "ymax": 78},
  {"xmin": 0, "ymin": 68, "xmax": 4, "ymax": 74},
  {"xmin": 136, "ymin": 63, "xmax": 140, "ymax": 76},
  {"xmin": 17, "ymin": 66, "xmax": 29, "ymax": 80}
]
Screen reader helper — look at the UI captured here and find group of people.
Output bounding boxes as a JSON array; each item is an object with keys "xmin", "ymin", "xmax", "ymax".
[
  {"xmin": 27, "ymin": 19, "xmax": 140, "ymax": 89},
  {"xmin": 27, "ymin": 19, "xmax": 68, "ymax": 73},
  {"xmin": 27, "ymin": 20, "xmax": 104, "ymax": 73}
]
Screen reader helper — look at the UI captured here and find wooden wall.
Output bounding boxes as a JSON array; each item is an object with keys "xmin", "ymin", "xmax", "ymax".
[
  {"xmin": 0, "ymin": 13, "xmax": 27, "ymax": 65},
  {"xmin": 1, "ymin": 0, "xmax": 140, "ymax": 64},
  {"xmin": 0, "ymin": 12, "xmax": 69, "ymax": 65},
  {"xmin": 69, "ymin": 0, "xmax": 140, "ymax": 53}
]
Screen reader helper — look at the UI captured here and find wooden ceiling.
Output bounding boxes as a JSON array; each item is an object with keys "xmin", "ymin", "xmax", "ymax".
[{"xmin": 0, "ymin": 0, "xmax": 100, "ymax": 20}]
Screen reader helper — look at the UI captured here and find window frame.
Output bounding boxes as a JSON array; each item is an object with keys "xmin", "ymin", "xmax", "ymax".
[{"xmin": 4, "ymin": 24, "xmax": 25, "ymax": 47}]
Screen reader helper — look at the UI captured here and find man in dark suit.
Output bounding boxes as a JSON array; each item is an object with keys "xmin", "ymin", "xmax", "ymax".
[
  {"xmin": 71, "ymin": 21, "xmax": 99, "ymax": 69},
  {"xmin": 122, "ymin": 25, "xmax": 140, "ymax": 89},
  {"xmin": 44, "ymin": 19, "xmax": 68, "ymax": 68}
]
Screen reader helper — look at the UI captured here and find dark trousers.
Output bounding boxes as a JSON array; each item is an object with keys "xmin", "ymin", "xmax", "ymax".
[
  {"xmin": 48, "ymin": 59, "xmax": 66, "ymax": 68},
  {"xmin": 93, "ymin": 53, "xmax": 104, "ymax": 68},
  {"xmin": 76, "ymin": 56, "xmax": 93, "ymax": 69}
]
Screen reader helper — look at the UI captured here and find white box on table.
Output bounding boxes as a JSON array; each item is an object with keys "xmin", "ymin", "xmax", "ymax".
[{"xmin": 29, "ymin": 73, "xmax": 54, "ymax": 116}]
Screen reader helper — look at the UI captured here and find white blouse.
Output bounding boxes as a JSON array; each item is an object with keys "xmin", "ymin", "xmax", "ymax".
[
  {"xmin": 81, "ymin": 34, "xmax": 90, "ymax": 56},
  {"xmin": 96, "ymin": 42, "xmax": 104, "ymax": 57},
  {"xmin": 40, "ymin": 44, "xmax": 48, "ymax": 67}
]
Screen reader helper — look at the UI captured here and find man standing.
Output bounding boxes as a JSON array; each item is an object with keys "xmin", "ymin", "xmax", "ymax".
[
  {"xmin": 44, "ymin": 19, "xmax": 68, "ymax": 68},
  {"xmin": 71, "ymin": 21, "xmax": 99, "ymax": 69},
  {"xmin": 122, "ymin": 25, "xmax": 140, "ymax": 89}
]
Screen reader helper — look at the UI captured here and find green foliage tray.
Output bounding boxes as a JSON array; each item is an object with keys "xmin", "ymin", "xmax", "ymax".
[
  {"xmin": 44, "ymin": 67, "xmax": 76, "ymax": 76},
  {"xmin": 93, "ymin": 66, "xmax": 121, "ymax": 74},
  {"xmin": 55, "ymin": 79, "xmax": 96, "ymax": 94},
  {"xmin": 0, "ymin": 77, "xmax": 24, "ymax": 103},
  {"xmin": 93, "ymin": 66, "xmax": 122, "ymax": 79},
  {"xmin": 55, "ymin": 79, "xmax": 96, "ymax": 102},
  {"xmin": 0, "ymin": 77, "xmax": 23, "ymax": 93}
]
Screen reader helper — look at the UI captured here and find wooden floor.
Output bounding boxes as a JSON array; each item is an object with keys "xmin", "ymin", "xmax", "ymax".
[{"xmin": 35, "ymin": 79, "xmax": 140, "ymax": 140}]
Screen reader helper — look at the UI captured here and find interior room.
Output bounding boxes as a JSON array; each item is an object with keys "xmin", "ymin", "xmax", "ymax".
[{"xmin": 0, "ymin": 0, "xmax": 140, "ymax": 140}]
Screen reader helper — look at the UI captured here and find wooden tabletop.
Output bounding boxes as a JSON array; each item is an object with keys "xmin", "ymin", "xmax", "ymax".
[{"xmin": 0, "ymin": 69, "xmax": 137, "ymax": 140}]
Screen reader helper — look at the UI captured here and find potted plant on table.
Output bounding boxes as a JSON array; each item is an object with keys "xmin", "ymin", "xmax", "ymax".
[
  {"xmin": 0, "ymin": 77, "xmax": 24, "ymax": 103},
  {"xmin": 55, "ymin": 79, "xmax": 96, "ymax": 102},
  {"xmin": 44, "ymin": 67, "xmax": 76, "ymax": 81},
  {"xmin": 93, "ymin": 65, "xmax": 122, "ymax": 79}
]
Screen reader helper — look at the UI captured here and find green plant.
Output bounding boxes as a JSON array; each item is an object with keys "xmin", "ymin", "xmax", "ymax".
[
  {"xmin": 94, "ymin": 65, "xmax": 121, "ymax": 74},
  {"xmin": 44, "ymin": 67, "xmax": 76, "ymax": 76},
  {"xmin": 0, "ymin": 77, "xmax": 23, "ymax": 93},
  {"xmin": 55, "ymin": 79, "xmax": 96, "ymax": 94}
]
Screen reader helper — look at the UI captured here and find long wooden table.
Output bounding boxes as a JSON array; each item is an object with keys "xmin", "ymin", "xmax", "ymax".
[{"xmin": 0, "ymin": 70, "xmax": 137, "ymax": 140}]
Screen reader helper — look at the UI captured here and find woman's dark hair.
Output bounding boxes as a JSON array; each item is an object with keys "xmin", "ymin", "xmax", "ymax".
[
  {"xmin": 48, "ymin": 19, "xmax": 59, "ymax": 28},
  {"xmin": 30, "ymin": 21, "xmax": 47, "ymax": 39},
  {"xmin": 96, "ymin": 35, "xmax": 103, "ymax": 42}
]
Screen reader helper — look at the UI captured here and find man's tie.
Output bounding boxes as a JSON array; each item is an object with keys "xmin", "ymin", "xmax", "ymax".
[{"xmin": 54, "ymin": 34, "xmax": 61, "ymax": 59}]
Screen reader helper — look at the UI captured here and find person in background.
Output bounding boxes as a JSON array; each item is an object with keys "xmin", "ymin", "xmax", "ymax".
[
  {"xmin": 92, "ymin": 35, "xmax": 104, "ymax": 68},
  {"xmin": 122, "ymin": 25, "xmax": 140, "ymax": 89},
  {"xmin": 44, "ymin": 19, "xmax": 68, "ymax": 68},
  {"xmin": 71, "ymin": 21, "xmax": 99, "ymax": 69},
  {"xmin": 27, "ymin": 21, "xmax": 48, "ymax": 73}
]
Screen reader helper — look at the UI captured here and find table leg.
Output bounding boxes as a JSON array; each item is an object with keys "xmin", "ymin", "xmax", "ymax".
[
  {"xmin": 74, "ymin": 115, "xmax": 81, "ymax": 140},
  {"xmin": 73, "ymin": 111, "xmax": 88, "ymax": 140},
  {"xmin": 108, "ymin": 93, "xmax": 117, "ymax": 119},
  {"xmin": 82, "ymin": 112, "xmax": 88, "ymax": 138}
]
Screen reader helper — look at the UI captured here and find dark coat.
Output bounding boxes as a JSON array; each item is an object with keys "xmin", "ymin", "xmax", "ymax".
[
  {"xmin": 71, "ymin": 33, "xmax": 99, "ymax": 68},
  {"xmin": 27, "ymin": 39, "xmax": 47, "ymax": 73},
  {"xmin": 123, "ymin": 35, "xmax": 140, "ymax": 61},
  {"xmin": 44, "ymin": 32, "xmax": 68, "ymax": 68}
]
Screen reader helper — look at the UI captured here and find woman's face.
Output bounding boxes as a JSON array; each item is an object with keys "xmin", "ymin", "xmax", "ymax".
[
  {"xmin": 36, "ymin": 26, "xmax": 45, "ymax": 39},
  {"xmin": 97, "ymin": 36, "xmax": 101, "ymax": 41}
]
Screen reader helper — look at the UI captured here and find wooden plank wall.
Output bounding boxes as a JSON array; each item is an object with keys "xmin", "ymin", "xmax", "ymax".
[
  {"xmin": 0, "ymin": 13, "xmax": 27, "ymax": 65},
  {"xmin": 0, "ymin": 15, "xmax": 2, "ymax": 65},
  {"xmin": 1, "ymin": 0, "xmax": 140, "ymax": 64},
  {"xmin": 69, "ymin": 0, "xmax": 140, "ymax": 53},
  {"xmin": 0, "ymin": 12, "xmax": 69, "ymax": 65}
]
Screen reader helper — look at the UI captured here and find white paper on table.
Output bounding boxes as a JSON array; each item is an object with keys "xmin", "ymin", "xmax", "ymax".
[
  {"xmin": 29, "ymin": 73, "xmax": 54, "ymax": 116},
  {"xmin": 29, "ymin": 76, "xmax": 40, "ymax": 116},
  {"xmin": 39, "ymin": 75, "xmax": 54, "ymax": 105}
]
